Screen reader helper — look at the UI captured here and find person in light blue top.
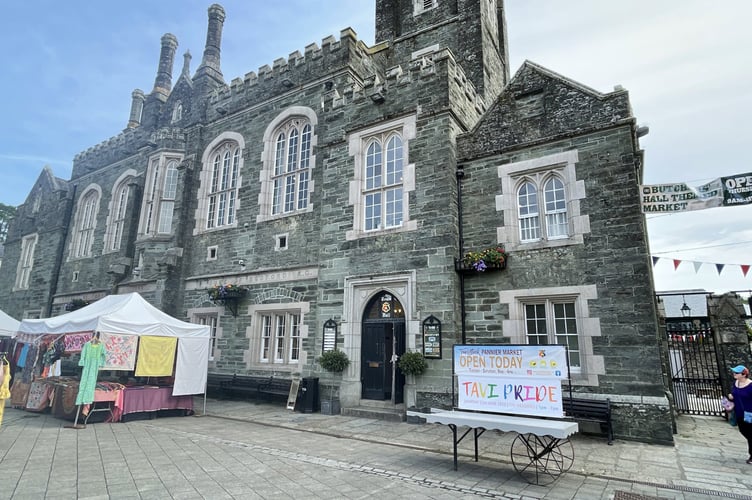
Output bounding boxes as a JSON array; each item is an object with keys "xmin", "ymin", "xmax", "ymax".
[{"xmin": 728, "ymin": 365, "xmax": 752, "ymax": 464}]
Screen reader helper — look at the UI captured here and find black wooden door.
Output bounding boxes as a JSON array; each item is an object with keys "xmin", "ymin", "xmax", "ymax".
[{"xmin": 362, "ymin": 323, "xmax": 387, "ymax": 399}]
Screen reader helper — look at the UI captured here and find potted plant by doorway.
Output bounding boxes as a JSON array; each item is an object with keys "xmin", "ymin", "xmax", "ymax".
[
  {"xmin": 397, "ymin": 351, "xmax": 428, "ymax": 377},
  {"xmin": 319, "ymin": 348, "xmax": 350, "ymax": 415}
]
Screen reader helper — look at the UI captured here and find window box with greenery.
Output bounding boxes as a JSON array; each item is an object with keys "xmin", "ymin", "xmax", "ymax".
[
  {"xmin": 319, "ymin": 349, "xmax": 350, "ymax": 415},
  {"xmin": 456, "ymin": 246, "xmax": 507, "ymax": 273}
]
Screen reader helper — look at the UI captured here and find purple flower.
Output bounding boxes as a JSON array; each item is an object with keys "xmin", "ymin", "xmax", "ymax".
[{"xmin": 473, "ymin": 259, "xmax": 487, "ymax": 272}]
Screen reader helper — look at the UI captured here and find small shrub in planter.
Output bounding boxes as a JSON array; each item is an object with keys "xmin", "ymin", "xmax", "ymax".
[
  {"xmin": 319, "ymin": 349, "xmax": 350, "ymax": 373},
  {"xmin": 398, "ymin": 351, "xmax": 428, "ymax": 377},
  {"xmin": 319, "ymin": 349, "xmax": 349, "ymax": 415}
]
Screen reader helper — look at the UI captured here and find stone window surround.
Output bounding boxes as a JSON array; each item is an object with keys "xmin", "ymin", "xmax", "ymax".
[
  {"xmin": 68, "ymin": 184, "xmax": 102, "ymax": 260},
  {"xmin": 15, "ymin": 233, "xmax": 38, "ymax": 290},
  {"xmin": 496, "ymin": 150, "xmax": 589, "ymax": 252},
  {"xmin": 257, "ymin": 106, "xmax": 317, "ymax": 223},
  {"xmin": 194, "ymin": 131, "xmax": 245, "ymax": 235},
  {"xmin": 346, "ymin": 115, "xmax": 418, "ymax": 241},
  {"xmin": 499, "ymin": 284, "xmax": 604, "ymax": 386},
  {"xmin": 103, "ymin": 169, "xmax": 137, "ymax": 253},
  {"xmin": 245, "ymin": 301, "xmax": 310, "ymax": 370}
]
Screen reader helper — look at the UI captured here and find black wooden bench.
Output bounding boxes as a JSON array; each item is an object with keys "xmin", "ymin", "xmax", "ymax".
[
  {"xmin": 257, "ymin": 377, "xmax": 293, "ymax": 401},
  {"xmin": 205, "ymin": 373, "xmax": 235, "ymax": 398},
  {"xmin": 562, "ymin": 397, "xmax": 613, "ymax": 445},
  {"xmin": 213, "ymin": 374, "xmax": 292, "ymax": 403}
]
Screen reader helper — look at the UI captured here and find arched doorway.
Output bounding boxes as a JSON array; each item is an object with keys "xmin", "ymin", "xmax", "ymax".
[{"xmin": 361, "ymin": 291, "xmax": 406, "ymax": 403}]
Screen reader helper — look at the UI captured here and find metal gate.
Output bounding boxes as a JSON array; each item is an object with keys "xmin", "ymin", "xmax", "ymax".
[{"xmin": 666, "ymin": 318, "xmax": 724, "ymax": 415}]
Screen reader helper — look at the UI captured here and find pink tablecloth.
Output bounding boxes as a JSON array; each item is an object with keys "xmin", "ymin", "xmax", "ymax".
[{"xmin": 120, "ymin": 386, "xmax": 193, "ymax": 416}]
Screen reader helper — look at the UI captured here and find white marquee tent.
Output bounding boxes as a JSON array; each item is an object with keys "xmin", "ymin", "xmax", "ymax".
[
  {"xmin": 16, "ymin": 292, "xmax": 210, "ymax": 396},
  {"xmin": 0, "ymin": 308, "xmax": 20, "ymax": 338}
]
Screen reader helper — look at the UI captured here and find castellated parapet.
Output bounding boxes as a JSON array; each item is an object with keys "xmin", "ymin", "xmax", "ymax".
[
  {"xmin": 72, "ymin": 126, "xmax": 186, "ymax": 179},
  {"xmin": 206, "ymin": 29, "xmax": 380, "ymax": 119}
]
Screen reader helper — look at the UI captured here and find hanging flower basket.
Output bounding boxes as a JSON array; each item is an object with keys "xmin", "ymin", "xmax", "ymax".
[
  {"xmin": 456, "ymin": 246, "xmax": 508, "ymax": 273},
  {"xmin": 208, "ymin": 284, "xmax": 248, "ymax": 316},
  {"xmin": 65, "ymin": 298, "xmax": 90, "ymax": 311},
  {"xmin": 208, "ymin": 283, "xmax": 248, "ymax": 301}
]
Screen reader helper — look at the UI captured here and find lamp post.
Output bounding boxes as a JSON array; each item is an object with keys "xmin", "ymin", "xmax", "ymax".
[{"xmin": 680, "ymin": 295, "xmax": 691, "ymax": 318}]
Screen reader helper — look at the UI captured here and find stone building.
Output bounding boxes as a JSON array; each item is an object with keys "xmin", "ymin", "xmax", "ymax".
[{"xmin": 0, "ymin": 1, "xmax": 671, "ymax": 442}]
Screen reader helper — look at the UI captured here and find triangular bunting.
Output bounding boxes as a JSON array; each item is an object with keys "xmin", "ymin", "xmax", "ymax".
[
  {"xmin": 673, "ymin": 259, "xmax": 682, "ymax": 271},
  {"xmin": 692, "ymin": 261, "xmax": 703, "ymax": 273},
  {"xmin": 742, "ymin": 264, "xmax": 750, "ymax": 277},
  {"xmin": 715, "ymin": 263, "xmax": 725, "ymax": 275},
  {"xmin": 652, "ymin": 256, "xmax": 660, "ymax": 267}
]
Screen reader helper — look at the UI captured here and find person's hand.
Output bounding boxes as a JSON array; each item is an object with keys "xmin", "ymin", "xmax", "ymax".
[{"xmin": 728, "ymin": 393, "xmax": 734, "ymax": 400}]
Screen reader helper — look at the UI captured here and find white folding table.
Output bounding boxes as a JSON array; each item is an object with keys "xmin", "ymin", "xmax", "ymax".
[{"xmin": 410, "ymin": 409, "xmax": 579, "ymax": 484}]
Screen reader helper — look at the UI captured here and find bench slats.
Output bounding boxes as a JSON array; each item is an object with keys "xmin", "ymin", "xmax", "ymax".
[
  {"xmin": 562, "ymin": 397, "xmax": 613, "ymax": 444},
  {"xmin": 210, "ymin": 373, "xmax": 293, "ymax": 403}
]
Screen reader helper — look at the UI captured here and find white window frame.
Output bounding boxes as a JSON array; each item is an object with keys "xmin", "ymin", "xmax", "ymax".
[
  {"xmin": 499, "ymin": 285, "xmax": 604, "ymax": 386},
  {"xmin": 522, "ymin": 298, "xmax": 581, "ymax": 370},
  {"xmin": 195, "ymin": 132, "xmax": 244, "ymax": 234},
  {"xmin": 414, "ymin": 0, "xmax": 438, "ymax": 15},
  {"xmin": 248, "ymin": 301, "xmax": 309, "ymax": 369},
  {"xmin": 140, "ymin": 155, "xmax": 182, "ymax": 237},
  {"xmin": 258, "ymin": 107, "xmax": 317, "ymax": 223},
  {"xmin": 347, "ymin": 115, "xmax": 418, "ymax": 240},
  {"xmin": 70, "ymin": 186, "xmax": 101, "ymax": 259},
  {"xmin": 189, "ymin": 307, "xmax": 223, "ymax": 362},
  {"xmin": 15, "ymin": 233, "xmax": 38, "ymax": 290},
  {"xmin": 104, "ymin": 170, "xmax": 136, "ymax": 253},
  {"xmin": 171, "ymin": 102, "xmax": 182, "ymax": 123},
  {"xmin": 497, "ymin": 150, "xmax": 589, "ymax": 252}
]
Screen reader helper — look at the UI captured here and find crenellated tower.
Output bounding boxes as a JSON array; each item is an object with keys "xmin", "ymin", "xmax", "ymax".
[{"xmin": 375, "ymin": 0, "xmax": 509, "ymax": 102}]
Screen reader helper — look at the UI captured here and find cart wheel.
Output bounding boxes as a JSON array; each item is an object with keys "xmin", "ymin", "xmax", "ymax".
[{"xmin": 510, "ymin": 433, "xmax": 574, "ymax": 485}]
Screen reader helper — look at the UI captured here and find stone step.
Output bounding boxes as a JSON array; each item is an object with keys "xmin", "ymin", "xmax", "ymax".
[{"xmin": 341, "ymin": 406, "xmax": 406, "ymax": 422}]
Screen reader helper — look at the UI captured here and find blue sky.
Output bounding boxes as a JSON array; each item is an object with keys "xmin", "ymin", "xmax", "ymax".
[{"xmin": 1, "ymin": 1, "xmax": 751, "ymax": 294}]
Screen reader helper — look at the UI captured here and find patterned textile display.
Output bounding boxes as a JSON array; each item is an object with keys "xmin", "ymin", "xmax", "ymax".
[
  {"xmin": 101, "ymin": 333, "xmax": 138, "ymax": 371},
  {"xmin": 135, "ymin": 336, "xmax": 177, "ymax": 377},
  {"xmin": 63, "ymin": 332, "xmax": 93, "ymax": 353},
  {"xmin": 10, "ymin": 381, "xmax": 30, "ymax": 408},
  {"xmin": 20, "ymin": 345, "xmax": 39, "ymax": 384},
  {"xmin": 42, "ymin": 339, "xmax": 65, "ymax": 366},
  {"xmin": 75, "ymin": 340, "xmax": 107, "ymax": 405},
  {"xmin": 25, "ymin": 380, "xmax": 53, "ymax": 411}
]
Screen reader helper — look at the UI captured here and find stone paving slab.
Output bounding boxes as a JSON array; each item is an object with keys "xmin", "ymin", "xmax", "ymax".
[{"xmin": 2, "ymin": 398, "xmax": 752, "ymax": 499}]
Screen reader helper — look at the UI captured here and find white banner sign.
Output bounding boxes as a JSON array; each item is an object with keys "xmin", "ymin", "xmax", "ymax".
[
  {"xmin": 457, "ymin": 374, "xmax": 564, "ymax": 417},
  {"xmin": 453, "ymin": 344, "xmax": 568, "ymax": 379},
  {"xmin": 641, "ymin": 172, "xmax": 752, "ymax": 213}
]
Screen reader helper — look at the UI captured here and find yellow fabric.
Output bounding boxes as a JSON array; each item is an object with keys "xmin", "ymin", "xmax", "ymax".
[
  {"xmin": 0, "ymin": 363, "xmax": 10, "ymax": 399},
  {"xmin": 135, "ymin": 336, "xmax": 177, "ymax": 377},
  {"xmin": 0, "ymin": 363, "xmax": 10, "ymax": 427}
]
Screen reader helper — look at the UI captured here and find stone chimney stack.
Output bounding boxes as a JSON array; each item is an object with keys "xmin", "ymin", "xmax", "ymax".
[
  {"xmin": 195, "ymin": 4, "xmax": 225, "ymax": 81},
  {"xmin": 127, "ymin": 89, "xmax": 145, "ymax": 128},
  {"xmin": 181, "ymin": 50, "xmax": 192, "ymax": 78},
  {"xmin": 152, "ymin": 33, "xmax": 178, "ymax": 97}
]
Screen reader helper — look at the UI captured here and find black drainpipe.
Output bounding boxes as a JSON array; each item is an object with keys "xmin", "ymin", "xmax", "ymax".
[{"xmin": 456, "ymin": 166, "xmax": 466, "ymax": 344}]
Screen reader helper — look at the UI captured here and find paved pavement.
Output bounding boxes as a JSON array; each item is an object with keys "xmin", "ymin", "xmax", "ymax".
[{"xmin": 1, "ymin": 397, "xmax": 751, "ymax": 499}]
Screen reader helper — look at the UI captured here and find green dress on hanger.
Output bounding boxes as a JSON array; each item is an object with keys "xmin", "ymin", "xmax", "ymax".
[{"xmin": 75, "ymin": 340, "xmax": 107, "ymax": 405}]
